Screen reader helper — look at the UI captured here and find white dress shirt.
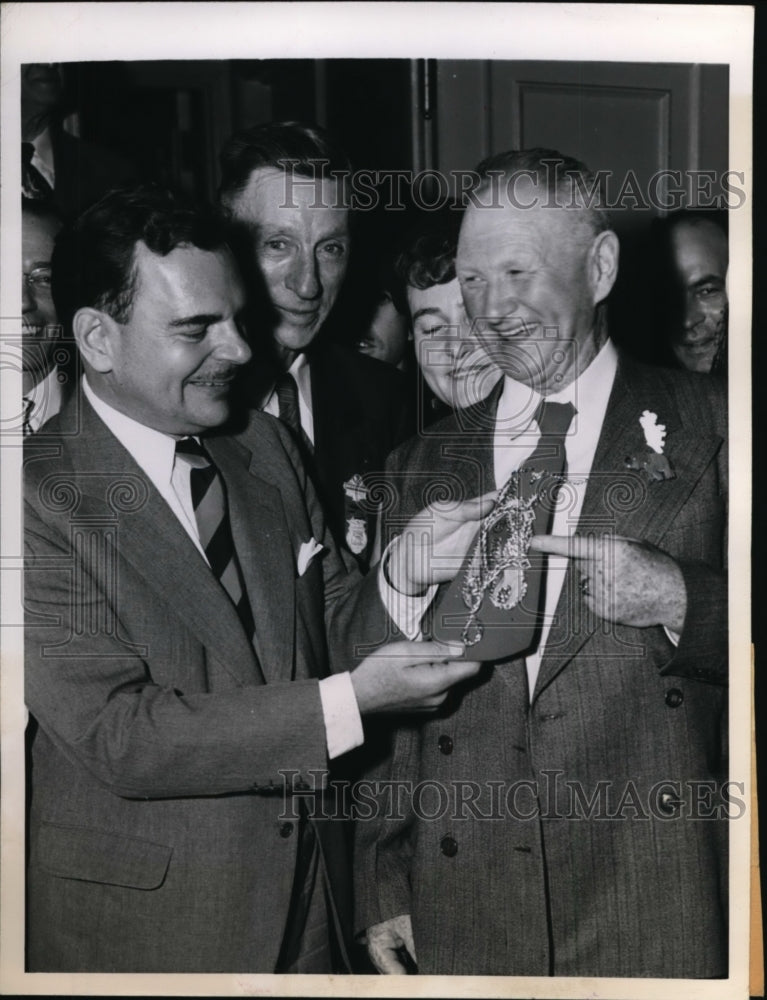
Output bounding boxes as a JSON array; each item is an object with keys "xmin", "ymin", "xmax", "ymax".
[
  {"xmin": 381, "ymin": 339, "xmax": 620, "ymax": 697},
  {"xmin": 261, "ymin": 352, "xmax": 315, "ymax": 444},
  {"xmin": 28, "ymin": 127, "xmax": 56, "ymax": 189},
  {"xmin": 24, "ymin": 367, "xmax": 63, "ymax": 433},
  {"xmin": 82, "ymin": 377, "xmax": 363, "ymax": 758}
]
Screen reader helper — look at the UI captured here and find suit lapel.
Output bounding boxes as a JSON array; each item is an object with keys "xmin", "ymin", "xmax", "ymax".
[
  {"xmin": 533, "ymin": 357, "xmax": 724, "ymax": 699},
  {"xmin": 208, "ymin": 435, "xmax": 296, "ymax": 683},
  {"xmin": 308, "ymin": 347, "xmax": 368, "ymax": 483},
  {"xmin": 309, "ymin": 349, "xmax": 337, "ymax": 466},
  {"xmin": 63, "ymin": 398, "xmax": 264, "ymax": 687}
]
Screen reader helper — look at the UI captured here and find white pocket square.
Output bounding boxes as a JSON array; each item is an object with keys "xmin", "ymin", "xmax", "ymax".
[{"xmin": 297, "ymin": 538, "xmax": 324, "ymax": 577}]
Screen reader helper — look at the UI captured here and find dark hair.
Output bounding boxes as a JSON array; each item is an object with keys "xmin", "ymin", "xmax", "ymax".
[
  {"xmin": 22, "ymin": 196, "xmax": 64, "ymax": 228},
  {"xmin": 51, "ymin": 184, "xmax": 230, "ymax": 329},
  {"xmin": 653, "ymin": 207, "xmax": 728, "ymax": 243},
  {"xmin": 473, "ymin": 147, "xmax": 612, "ymax": 238},
  {"xmin": 395, "ymin": 212, "xmax": 462, "ymax": 293},
  {"xmin": 648, "ymin": 207, "xmax": 729, "ymax": 371},
  {"xmin": 218, "ymin": 121, "xmax": 352, "ymax": 210}
]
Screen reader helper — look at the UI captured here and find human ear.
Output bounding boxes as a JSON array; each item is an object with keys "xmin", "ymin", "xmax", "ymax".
[
  {"xmin": 589, "ymin": 230, "xmax": 620, "ymax": 305},
  {"xmin": 73, "ymin": 307, "xmax": 118, "ymax": 374}
]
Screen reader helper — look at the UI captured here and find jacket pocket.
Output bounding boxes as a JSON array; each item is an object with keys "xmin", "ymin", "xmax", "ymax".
[{"xmin": 34, "ymin": 821, "xmax": 172, "ymax": 890}]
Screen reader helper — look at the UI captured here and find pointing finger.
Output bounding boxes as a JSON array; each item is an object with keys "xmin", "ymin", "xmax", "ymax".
[
  {"xmin": 529, "ymin": 534, "xmax": 602, "ymax": 561},
  {"xmin": 528, "ymin": 534, "xmax": 581, "ymax": 559}
]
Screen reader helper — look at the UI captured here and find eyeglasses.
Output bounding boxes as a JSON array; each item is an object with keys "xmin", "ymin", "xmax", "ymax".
[{"xmin": 24, "ymin": 267, "xmax": 53, "ymax": 291}]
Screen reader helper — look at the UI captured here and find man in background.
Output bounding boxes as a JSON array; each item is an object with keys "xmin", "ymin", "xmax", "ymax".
[
  {"xmin": 21, "ymin": 199, "xmax": 69, "ymax": 433},
  {"xmin": 21, "ymin": 62, "xmax": 135, "ymax": 219},
  {"xmin": 218, "ymin": 121, "xmax": 412, "ymax": 570},
  {"xmin": 394, "ymin": 217, "xmax": 502, "ymax": 422},
  {"xmin": 653, "ymin": 208, "xmax": 729, "ymax": 376}
]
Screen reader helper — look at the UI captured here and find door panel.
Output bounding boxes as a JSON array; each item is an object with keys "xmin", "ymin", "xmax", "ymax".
[
  {"xmin": 436, "ymin": 60, "xmax": 728, "ymax": 225},
  {"xmin": 433, "ymin": 60, "xmax": 729, "ymax": 359}
]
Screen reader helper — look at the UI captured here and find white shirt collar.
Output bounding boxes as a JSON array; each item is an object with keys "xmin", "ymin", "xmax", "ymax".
[
  {"xmin": 262, "ymin": 351, "xmax": 310, "ymax": 403},
  {"xmin": 31, "ymin": 127, "xmax": 55, "ymax": 186},
  {"xmin": 496, "ymin": 338, "xmax": 618, "ymax": 439},
  {"xmin": 289, "ymin": 351, "xmax": 309, "ymax": 378},
  {"xmin": 25, "ymin": 368, "xmax": 63, "ymax": 432},
  {"xmin": 82, "ymin": 375, "xmax": 178, "ymax": 491}
]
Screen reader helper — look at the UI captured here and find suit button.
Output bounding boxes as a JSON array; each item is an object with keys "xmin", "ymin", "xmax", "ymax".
[
  {"xmin": 440, "ymin": 836, "xmax": 458, "ymax": 857},
  {"xmin": 665, "ymin": 688, "xmax": 684, "ymax": 708},
  {"xmin": 658, "ymin": 792, "xmax": 683, "ymax": 815},
  {"xmin": 438, "ymin": 735, "xmax": 453, "ymax": 755},
  {"xmin": 279, "ymin": 822, "xmax": 294, "ymax": 838}
]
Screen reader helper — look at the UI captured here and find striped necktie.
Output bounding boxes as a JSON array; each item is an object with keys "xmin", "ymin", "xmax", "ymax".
[
  {"xmin": 174, "ymin": 437, "xmax": 255, "ymax": 642},
  {"xmin": 275, "ymin": 373, "xmax": 301, "ymax": 434},
  {"xmin": 275, "ymin": 372, "xmax": 313, "ymax": 453},
  {"xmin": 22, "ymin": 395, "xmax": 35, "ymax": 435}
]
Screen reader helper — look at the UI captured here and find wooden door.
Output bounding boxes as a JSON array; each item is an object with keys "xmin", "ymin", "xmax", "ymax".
[
  {"xmin": 432, "ymin": 60, "xmax": 729, "ymax": 359},
  {"xmin": 435, "ymin": 60, "xmax": 728, "ymax": 226}
]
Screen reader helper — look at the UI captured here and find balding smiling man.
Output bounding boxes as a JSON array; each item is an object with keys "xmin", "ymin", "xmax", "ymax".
[{"xmin": 355, "ymin": 149, "xmax": 728, "ymax": 978}]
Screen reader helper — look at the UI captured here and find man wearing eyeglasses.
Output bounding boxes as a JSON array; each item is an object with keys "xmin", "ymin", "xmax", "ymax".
[{"xmin": 21, "ymin": 199, "xmax": 66, "ymax": 433}]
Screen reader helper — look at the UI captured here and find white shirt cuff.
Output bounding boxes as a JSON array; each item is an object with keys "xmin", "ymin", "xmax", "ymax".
[
  {"xmin": 663, "ymin": 626, "xmax": 681, "ymax": 647},
  {"xmin": 378, "ymin": 536, "xmax": 438, "ymax": 640},
  {"xmin": 319, "ymin": 672, "xmax": 364, "ymax": 760}
]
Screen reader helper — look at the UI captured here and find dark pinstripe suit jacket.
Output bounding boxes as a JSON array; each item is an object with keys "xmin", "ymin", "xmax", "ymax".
[{"xmin": 354, "ymin": 354, "xmax": 728, "ymax": 977}]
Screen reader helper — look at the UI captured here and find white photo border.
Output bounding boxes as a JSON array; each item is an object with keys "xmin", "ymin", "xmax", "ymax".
[{"xmin": 0, "ymin": 3, "xmax": 753, "ymax": 997}]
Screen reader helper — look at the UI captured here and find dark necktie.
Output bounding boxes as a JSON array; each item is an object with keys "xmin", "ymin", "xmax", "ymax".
[
  {"xmin": 174, "ymin": 437, "xmax": 255, "ymax": 642},
  {"xmin": 275, "ymin": 372, "xmax": 313, "ymax": 453},
  {"xmin": 432, "ymin": 399, "xmax": 576, "ymax": 661},
  {"xmin": 22, "ymin": 395, "xmax": 35, "ymax": 436},
  {"xmin": 518, "ymin": 399, "xmax": 577, "ymax": 639},
  {"xmin": 21, "ymin": 142, "xmax": 53, "ymax": 200}
]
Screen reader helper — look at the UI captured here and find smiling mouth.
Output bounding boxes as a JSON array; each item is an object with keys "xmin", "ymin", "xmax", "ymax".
[
  {"xmin": 482, "ymin": 319, "xmax": 538, "ymax": 338},
  {"xmin": 279, "ymin": 306, "xmax": 320, "ymax": 320},
  {"xmin": 22, "ymin": 324, "xmax": 54, "ymax": 340},
  {"xmin": 679, "ymin": 338, "xmax": 717, "ymax": 353},
  {"xmin": 187, "ymin": 373, "xmax": 237, "ymax": 388},
  {"xmin": 449, "ymin": 363, "xmax": 491, "ymax": 380}
]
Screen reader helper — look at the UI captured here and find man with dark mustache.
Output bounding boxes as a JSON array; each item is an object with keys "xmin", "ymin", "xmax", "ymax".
[{"xmin": 23, "ymin": 185, "xmax": 486, "ymax": 972}]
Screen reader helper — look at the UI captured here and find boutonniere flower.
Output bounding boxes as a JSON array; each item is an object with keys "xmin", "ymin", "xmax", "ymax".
[{"xmin": 624, "ymin": 410, "xmax": 676, "ymax": 482}]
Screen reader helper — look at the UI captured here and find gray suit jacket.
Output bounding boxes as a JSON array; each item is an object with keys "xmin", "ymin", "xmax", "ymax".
[
  {"xmin": 24, "ymin": 395, "xmax": 384, "ymax": 972},
  {"xmin": 354, "ymin": 355, "xmax": 728, "ymax": 977}
]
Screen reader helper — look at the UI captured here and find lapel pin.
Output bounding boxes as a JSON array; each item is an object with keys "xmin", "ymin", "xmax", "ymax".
[
  {"xmin": 343, "ymin": 474, "xmax": 370, "ymax": 555},
  {"xmin": 625, "ymin": 410, "xmax": 675, "ymax": 482},
  {"xmin": 343, "ymin": 473, "xmax": 368, "ymax": 503}
]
